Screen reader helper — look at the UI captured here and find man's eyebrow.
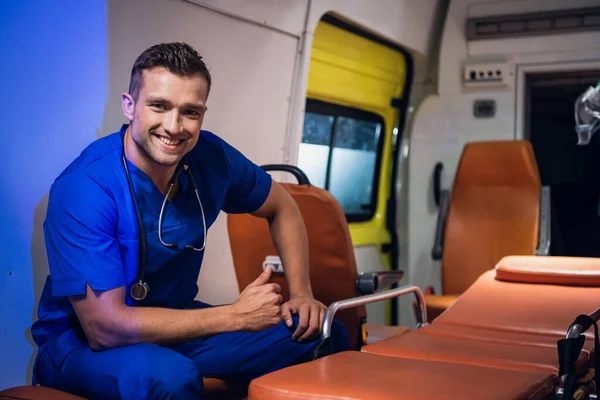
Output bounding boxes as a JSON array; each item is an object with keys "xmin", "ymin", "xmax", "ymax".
[
  {"xmin": 182, "ymin": 102, "xmax": 207, "ymax": 111},
  {"xmin": 145, "ymin": 96, "xmax": 206, "ymax": 111},
  {"xmin": 145, "ymin": 95, "xmax": 169, "ymax": 104}
]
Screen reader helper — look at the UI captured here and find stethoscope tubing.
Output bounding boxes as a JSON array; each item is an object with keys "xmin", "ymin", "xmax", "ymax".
[{"xmin": 120, "ymin": 132, "xmax": 207, "ymax": 301}]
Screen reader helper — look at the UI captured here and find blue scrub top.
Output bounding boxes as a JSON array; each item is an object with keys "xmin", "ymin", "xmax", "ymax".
[{"xmin": 31, "ymin": 124, "xmax": 272, "ymax": 374}]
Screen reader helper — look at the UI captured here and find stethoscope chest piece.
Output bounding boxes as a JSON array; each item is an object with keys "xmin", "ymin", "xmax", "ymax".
[{"xmin": 130, "ymin": 281, "xmax": 149, "ymax": 301}]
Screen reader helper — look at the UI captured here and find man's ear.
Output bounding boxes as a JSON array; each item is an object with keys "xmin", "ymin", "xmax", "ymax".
[{"xmin": 121, "ymin": 93, "xmax": 135, "ymax": 121}]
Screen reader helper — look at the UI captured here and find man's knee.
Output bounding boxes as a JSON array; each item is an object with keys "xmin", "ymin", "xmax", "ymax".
[
  {"xmin": 144, "ymin": 357, "xmax": 203, "ymax": 399},
  {"xmin": 286, "ymin": 315, "xmax": 348, "ymax": 352}
]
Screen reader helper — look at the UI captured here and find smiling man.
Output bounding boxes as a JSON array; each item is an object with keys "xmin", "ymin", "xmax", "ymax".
[{"xmin": 31, "ymin": 42, "xmax": 348, "ymax": 399}]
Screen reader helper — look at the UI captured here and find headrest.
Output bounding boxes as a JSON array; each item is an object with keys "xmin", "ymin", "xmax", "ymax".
[
  {"xmin": 455, "ymin": 141, "xmax": 540, "ymax": 188},
  {"xmin": 495, "ymin": 255, "xmax": 600, "ymax": 287}
]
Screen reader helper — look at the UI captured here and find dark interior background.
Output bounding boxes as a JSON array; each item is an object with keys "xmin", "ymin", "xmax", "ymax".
[{"xmin": 528, "ymin": 70, "xmax": 600, "ymax": 257}]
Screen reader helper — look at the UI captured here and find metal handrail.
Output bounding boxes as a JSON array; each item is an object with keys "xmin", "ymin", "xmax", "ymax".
[{"xmin": 321, "ymin": 284, "xmax": 428, "ymax": 341}]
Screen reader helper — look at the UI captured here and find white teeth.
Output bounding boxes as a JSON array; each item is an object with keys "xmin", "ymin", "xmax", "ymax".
[{"xmin": 158, "ymin": 136, "xmax": 180, "ymax": 146}]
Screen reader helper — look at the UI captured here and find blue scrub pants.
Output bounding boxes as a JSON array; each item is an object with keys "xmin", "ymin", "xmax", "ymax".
[{"xmin": 35, "ymin": 303, "xmax": 349, "ymax": 400}]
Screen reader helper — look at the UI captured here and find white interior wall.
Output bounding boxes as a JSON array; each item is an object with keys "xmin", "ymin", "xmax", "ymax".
[
  {"xmin": 184, "ymin": 0, "xmax": 308, "ymax": 36},
  {"xmin": 186, "ymin": 0, "xmax": 438, "ymax": 57},
  {"xmin": 405, "ymin": 0, "xmax": 600, "ymax": 320}
]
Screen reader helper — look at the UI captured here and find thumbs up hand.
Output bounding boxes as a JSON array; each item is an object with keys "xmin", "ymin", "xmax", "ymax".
[{"xmin": 232, "ymin": 266, "xmax": 283, "ymax": 331}]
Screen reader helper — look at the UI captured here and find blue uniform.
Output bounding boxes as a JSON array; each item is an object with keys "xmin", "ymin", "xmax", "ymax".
[{"xmin": 31, "ymin": 124, "xmax": 348, "ymax": 399}]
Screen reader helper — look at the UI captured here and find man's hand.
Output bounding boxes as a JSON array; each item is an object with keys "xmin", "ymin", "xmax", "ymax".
[
  {"xmin": 251, "ymin": 181, "xmax": 324, "ymax": 341},
  {"xmin": 232, "ymin": 266, "xmax": 283, "ymax": 332},
  {"xmin": 281, "ymin": 294, "xmax": 327, "ymax": 341}
]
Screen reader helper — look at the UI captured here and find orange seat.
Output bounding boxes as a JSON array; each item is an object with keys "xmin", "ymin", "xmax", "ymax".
[
  {"xmin": 227, "ymin": 166, "xmax": 405, "ymax": 350},
  {"xmin": 0, "ymin": 386, "xmax": 85, "ymax": 400},
  {"xmin": 248, "ymin": 351, "xmax": 556, "ymax": 400},
  {"xmin": 423, "ymin": 141, "xmax": 542, "ymax": 322},
  {"xmin": 202, "ymin": 378, "xmax": 248, "ymax": 399},
  {"xmin": 0, "ymin": 378, "xmax": 246, "ymax": 400},
  {"xmin": 418, "ymin": 294, "xmax": 458, "ymax": 322}
]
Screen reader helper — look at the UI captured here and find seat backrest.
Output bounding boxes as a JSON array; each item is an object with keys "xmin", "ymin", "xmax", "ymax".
[
  {"xmin": 442, "ymin": 140, "xmax": 541, "ymax": 295},
  {"xmin": 227, "ymin": 182, "xmax": 366, "ymax": 349}
]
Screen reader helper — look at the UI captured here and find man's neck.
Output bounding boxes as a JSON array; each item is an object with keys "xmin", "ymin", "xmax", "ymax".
[{"xmin": 123, "ymin": 127, "xmax": 176, "ymax": 196}]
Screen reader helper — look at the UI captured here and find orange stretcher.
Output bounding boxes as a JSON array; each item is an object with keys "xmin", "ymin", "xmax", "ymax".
[{"xmin": 248, "ymin": 255, "xmax": 600, "ymax": 400}]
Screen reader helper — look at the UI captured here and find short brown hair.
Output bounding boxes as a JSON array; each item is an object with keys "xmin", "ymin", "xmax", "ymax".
[{"xmin": 128, "ymin": 42, "xmax": 211, "ymax": 101}]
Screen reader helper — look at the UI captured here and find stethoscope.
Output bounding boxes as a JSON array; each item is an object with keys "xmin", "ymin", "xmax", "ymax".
[{"xmin": 121, "ymin": 131, "xmax": 207, "ymax": 301}]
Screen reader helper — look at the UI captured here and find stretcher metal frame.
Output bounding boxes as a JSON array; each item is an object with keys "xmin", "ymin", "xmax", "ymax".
[{"xmin": 322, "ymin": 284, "xmax": 428, "ymax": 342}]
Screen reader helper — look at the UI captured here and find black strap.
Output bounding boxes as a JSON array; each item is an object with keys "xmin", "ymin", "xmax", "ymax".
[
  {"xmin": 574, "ymin": 315, "xmax": 600, "ymax": 394},
  {"xmin": 558, "ymin": 336, "xmax": 585, "ymax": 399},
  {"xmin": 561, "ymin": 315, "xmax": 599, "ymax": 400}
]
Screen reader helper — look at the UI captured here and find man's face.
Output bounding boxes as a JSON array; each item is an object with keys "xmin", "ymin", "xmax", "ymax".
[{"xmin": 124, "ymin": 67, "xmax": 208, "ymax": 167}]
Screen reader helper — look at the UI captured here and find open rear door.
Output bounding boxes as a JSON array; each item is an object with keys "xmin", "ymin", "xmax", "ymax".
[{"xmin": 297, "ymin": 14, "xmax": 412, "ymax": 325}]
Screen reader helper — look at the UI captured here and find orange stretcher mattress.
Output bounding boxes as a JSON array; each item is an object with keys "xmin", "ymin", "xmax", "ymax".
[
  {"xmin": 248, "ymin": 351, "xmax": 557, "ymax": 400},
  {"xmin": 495, "ymin": 255, "xmax": 600, "ymax": 287},
  {"xmin": 361, "ymin": 323, "xmax": 590, "ymax": 375},
  {"xmin": 400, "ymin": 322, "xmax": 594, "ymax": 354},
  {"xmin": 248, "ymin": 256, "xmax": 600, "ymax": 400},
  {"xmin": 435, "ymin": 270, "xmax": 600, "ymax": 337}
]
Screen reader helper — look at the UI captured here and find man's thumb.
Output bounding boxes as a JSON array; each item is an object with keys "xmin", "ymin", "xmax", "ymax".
[{"xmin": 249, "ymin": 265, "xmax": 272, "ymax": 287}]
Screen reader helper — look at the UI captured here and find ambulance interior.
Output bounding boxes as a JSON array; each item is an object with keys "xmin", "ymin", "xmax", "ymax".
[{"xmin": 2, "ymin": 0, "xmax": 600, "ymax": 399}]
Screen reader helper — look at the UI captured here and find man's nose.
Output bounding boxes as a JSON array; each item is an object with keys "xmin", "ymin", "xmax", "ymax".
[{"xmin": 163, "ymin": 111, "xmax": 183, "ymax": 135}]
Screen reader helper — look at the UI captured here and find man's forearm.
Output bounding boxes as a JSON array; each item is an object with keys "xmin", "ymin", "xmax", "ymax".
[
  {"xmin": 71, "ymin": 285, "xmax": 242, "ymax": 350},
  {"xmin": 268, "ymin": 201, "xmax": 313, "ymax": 297},
  {"xmin": 116, "ymin": 304, "xmax": 240, "ymax": 348}
]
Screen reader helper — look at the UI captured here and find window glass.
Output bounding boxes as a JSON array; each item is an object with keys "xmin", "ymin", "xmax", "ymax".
[
  {"xmin": 297, "ymin": 112, "xmax": 334, "ymax": 189},
  {"xmin": 297, "ymin": 101, "xmax": 384, "ymax": 221},
  {"xmin": 301, "ymin": 112, "xmax": 334, "ymax": 146},
  {"xmin": 329, "ymin": 118, "xmax": 382, "ymax": 215}
]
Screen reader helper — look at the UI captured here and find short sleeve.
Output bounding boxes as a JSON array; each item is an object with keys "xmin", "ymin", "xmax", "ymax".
[
  {"xmin": 220, "ymin": 140, "xmax": 272, "ymax": 214},
  {"xmin": 44, "ymin": 174, "xmax": 126, "ymax": 296}
]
